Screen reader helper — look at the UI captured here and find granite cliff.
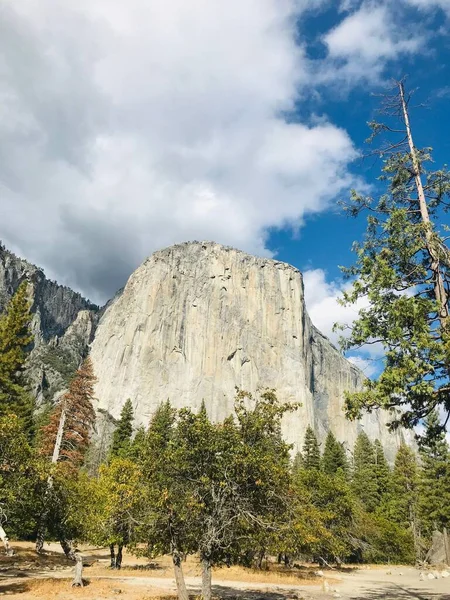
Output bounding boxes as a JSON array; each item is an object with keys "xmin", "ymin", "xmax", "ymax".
[
  {"xmin": 0, "ymin": 241, "xmax": 406, "ymax": 458},
  {"xmin": 90, "ymin": 242, "xmax": 404, "ymax": 459},
  {"xmin": 0, "ymin": 244, "xmax": 98, "ymax": 402}
]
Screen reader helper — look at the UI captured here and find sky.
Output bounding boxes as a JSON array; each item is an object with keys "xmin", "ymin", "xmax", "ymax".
[{"xmin": 1, "ymin": 0, "xmax": 450, "ymax": 378}]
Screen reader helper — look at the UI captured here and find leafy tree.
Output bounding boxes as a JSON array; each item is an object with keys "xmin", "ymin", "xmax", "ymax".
[
  {"xmin": 89, "ymin": 457, "xmax": 143, "ymax": 568},
  {"xmin": 0, "ymin": 282, "xmax": 35, "ymax": 438},
  {"xmin": 302, "ymin": 426, "xmax": 321, "ymax": 471},
  {"xmin": 337, "ymin": 80, "xmax": 450, "ymax": 435},
  {"xmin": 135, "ymin": 391, "xmax": 294, "ymax": 600},
  {"xmin": 0, "ymin": 414, "xmax": 42, "ymax": 550},
  {"xmin": 322, "ymin": 431, "xmax": 349, "ymax": 477},
  {"xmin": 110, "ymin": 399, "xmax": 134, "ymax": 459},
  {"xmin": 351, "ymin": 432, "xmax": 379, "ymax": 512},
  {"xmin": 36, "ymin": 358, "xmax": 97, "ymax": 556},
  {"xmin": 292, "ymin": 467, "xmax": 355, "ymax": 562},
  {"xmin": 418, "ymin": 410, "xmax": 450, "ymax": 535}
]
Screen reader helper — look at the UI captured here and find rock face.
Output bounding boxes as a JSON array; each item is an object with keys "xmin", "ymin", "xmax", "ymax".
[
  {"xmin": 0, "ymin": 244, "xmax": 99, "ymax": 401},
  {"xmin": 90, "ymin": 241, "xmax": 405, "ymax": 459}
]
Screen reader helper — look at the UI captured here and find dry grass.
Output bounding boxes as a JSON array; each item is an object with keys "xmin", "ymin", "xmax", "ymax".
[{"xmin": 0, "ymin": 577, "xmax": 176, "ymax": 599}]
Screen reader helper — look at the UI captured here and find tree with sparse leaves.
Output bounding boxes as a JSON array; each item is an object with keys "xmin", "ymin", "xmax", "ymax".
[
  {"xmin": 0, "ymin": 282, "xmax": 35, "ymax": 438},
  {"xmin": 36, "ymin": 358, "xmax": 97, "ymax": 557},
  {"xmin": 337, "ymin": 79, "xmax": 450, "ymax": 436}
]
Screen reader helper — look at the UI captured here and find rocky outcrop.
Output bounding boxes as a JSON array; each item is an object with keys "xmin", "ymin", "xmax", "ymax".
[
  {"xmin": 90, "ymin": 241, "xmax": 405, "ymax": 460},
  {"xmin": 0, "ymin": 244, "xmax": 99, "ymax": 401}
]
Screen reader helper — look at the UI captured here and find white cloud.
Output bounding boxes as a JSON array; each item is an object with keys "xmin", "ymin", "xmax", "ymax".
[
  {"xmin": 320, "ymin": 3, "xmax": 424, "ymax": 84},
  {"xmin": 0, "ymin": 0, "xmax": 358, "ymax": 304},
  {"xmin": 405, "ymin": 0, "xmax": 450, "ymax": 12}
]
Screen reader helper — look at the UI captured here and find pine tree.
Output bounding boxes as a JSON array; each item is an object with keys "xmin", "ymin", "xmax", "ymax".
[
  {"xmin": 302, "ymin": 426, "xmax": 321, "ymax": 471},
  {"xmin": 373, "ymin": 440, "xmax": 391, "ymax": 499},
  {"xmin": 110, "ymin": 399, "xmax": 134, "ymax": 458},
  {"xmin": 337, "ymin": 80, "xmax": 450, "ymax": 433},
  {"xmin": 352, "ymin": 432, "xmax": 379, "ymax": 512},
  {"xmin": 386, "ymin": 444, "xmax": 421, "ymax": 559},
  {"xmin": 292, "ymin": 451, "xmax": 304, "ymax": 476},
  {"xmin": 40, "ymin": 357, "xmax": 97, "ymax": 467},
  {"xmin": 322, "ymin": 431, "xmax": 349, "ymax": 477},
  {"xmin": 0, "ymin": 282, "xmax": 35, "ymax": 437},
  {"xmin": 418, "ymin": 410, "xmax": 450, "ymax": 535},
  {"xmin": 36, "ymin": 357, "xmax": 97, "ymax": 556}
]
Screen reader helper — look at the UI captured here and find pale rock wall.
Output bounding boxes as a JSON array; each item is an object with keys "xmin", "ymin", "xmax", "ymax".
[{"xmin": 91, "ymin": 242, "xmax": 405, "ymax": 460}]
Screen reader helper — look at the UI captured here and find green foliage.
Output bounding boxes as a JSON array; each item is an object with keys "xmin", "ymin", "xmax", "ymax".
[
  {"xmin": 352, "ymin": 432, "xmax": 379, "ymax": 512},
  {"xmin": 337, "ymin": 85, "xmax": 450, "ymax": 433},
  {"xmin": 322, "ymin": 431, "xmax": 349, "ymax": 477},
  {"xmin": 110, "ymin": 399, "xmax": 134, "ymax": 459},
  {"xmin": 0, "ymin": 282, "xmax": 35, "ymax": 438},
  {"xmin": 302, "ymin": 426, "xmax": 321, "ymax": 471},
  {"xmin": 292, "ymin": 468, "xmax": 355, "ymax": 560},
  {"xmin": 418, "ymin": 410, "xmax": 450, "ymax": 536}
]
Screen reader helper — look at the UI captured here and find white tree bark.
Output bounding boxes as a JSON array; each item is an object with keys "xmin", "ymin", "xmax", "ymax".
[
  {"xmin": 0, "ymin": 524, "xmax": 14, "ymax": 556},
  {"xmin": 36, "ymin": 402, "xmax": 67, "ymax": 554},
  {"xmin": 72, "ymin": 551, "xmax": 84, "ymax": 587}
]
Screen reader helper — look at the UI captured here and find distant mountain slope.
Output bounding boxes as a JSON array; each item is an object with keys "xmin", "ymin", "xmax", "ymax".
[{"xmin": 0, "ymin": 244, "xmax": 99, "ymax": 401}]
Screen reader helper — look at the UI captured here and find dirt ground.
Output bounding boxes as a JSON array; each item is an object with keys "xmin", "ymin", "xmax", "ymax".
[{"xmin": 1, "ymin": 542, "xmax": 449, "ymax": 600}]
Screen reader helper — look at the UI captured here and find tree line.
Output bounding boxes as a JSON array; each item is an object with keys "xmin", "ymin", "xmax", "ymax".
[{"xmin": 0, "ymin": 281, "xmax": 450, "ymax": 599}]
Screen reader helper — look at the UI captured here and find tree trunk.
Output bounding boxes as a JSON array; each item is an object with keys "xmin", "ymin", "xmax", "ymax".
[
  {"xmin": 172, "ymin": 551, "xmax": 189, "ymax": 600},
  {"xmin": 116, "ymin": 544, "xmax": 123, "ymax": 569},
  {"xmin": 110, "ymin": 544, "xmax": 116, "ymax": 568},
  {"xmin": 0, "ymin": 524, "xmax": 14, "ymax": 556},
  {"xmin": 59, "ymin": 536, "xmax": 76, "ymax": 561},
  {"xmin": 201, "ymin": 556, "xmax": 212, "ymax": 600},
  {"xmin": 444, "ymin": 527, "xmax": 450, "ymax": 566},
  {"xmin": 398, "ymin": 81, "xmax": 449, "ymax": 328},
  {"xmin": 36, "ymin": 404, "xmax": 67, "ymax": 553},
  {"xmin": 72, "ymin": 551, "xmax": 84, "ymax": 587}
]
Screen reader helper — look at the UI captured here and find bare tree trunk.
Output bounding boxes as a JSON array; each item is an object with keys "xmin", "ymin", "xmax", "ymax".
[
  {"xmin": 59, "ymin": 535, "xmax": 76, "ymax": 561},
  {"xmin": 444, "ymin": 527, "xmax": 450, "ymax": 566},
  {"xmin": 398, "ymin": 81, "xmax": 449, "ymax": 327},
  {"xmin": 116, "ymin": 544, "xmax": 123, "ymax": 569},
  {"xmin": 201, "ymin": 556, "xmax": 212, "ymax": 600},
  {"xmin": 0, "ymin": 524, "xmax": 14, "ymax": 556},
  {"xmin": 110, "ymin": 544, "xmax": 116, "ymax": 568},
  {"xmin": 36, "ymin": 405, "xmax": 66, "ymax": 554},
  {"xmin": 172, "ymin": 551, "xmax": 189, "ymax": 600},
  {"xmin": 72, "ymin": 551, "xmax": 84, "ymax": 587}
]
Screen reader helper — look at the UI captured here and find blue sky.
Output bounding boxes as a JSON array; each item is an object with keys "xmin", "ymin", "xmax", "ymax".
[{"xmin": 1, "ymin": 0, "xmax": 450, "ymax": 376}]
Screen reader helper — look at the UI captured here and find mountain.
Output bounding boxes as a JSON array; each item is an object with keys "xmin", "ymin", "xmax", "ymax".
[
  {"xmin": 0, "ymin": 241, "xmax": 406, "ymax": 458},
  {"xmin": 89, "ymin": 241, "xmax": 405, "ymax": 459},
  {"xmin": 0, "ymin": 244, "xmax": 98, "ymax": 402}
]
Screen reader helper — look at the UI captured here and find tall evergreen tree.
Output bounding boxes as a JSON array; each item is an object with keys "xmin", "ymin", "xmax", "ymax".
[
  {"xmin": 418, "ymin": 410, "xmax": 450, "ymax": 535},
  {"xmin": 385, "ymin": 444, "xmax": 421, "ymax": 559},
  {"xmin": 352, "ymin": 432, "xmax": 379, "ymax": 512},
  {"xmin": 0, "ymin": 282, "xmax": 35, "ymax": 437},
  {"xmin": 36, "ymin": 358, "xmax": 97, "ymax": 556},
  {"xmin": 336, "ymin": 80, "xmax": 450, "ymax": 434},
  {"xmin": 110, "ymin": 399, "xmax": 134, "ymax": 458},
  {"xmin": 292, "ymin": 451, "xmax": 304, "ymax": 476},
  {"xmin": 322, "ymin": 431, "xmax": 349, "ymax": 477},
  {"xmin": 373, "ymin": 440, "xmax": 391, "ymax": 499},
  {"xmin": 303, "ymin": 426, "xmax": 321, "ymax": 471}
]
